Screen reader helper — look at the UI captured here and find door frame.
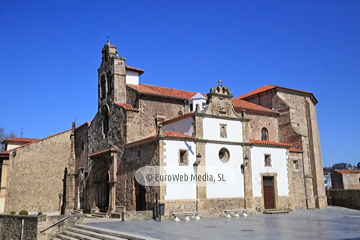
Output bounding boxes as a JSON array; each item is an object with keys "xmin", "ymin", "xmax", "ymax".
[{"xmin": 260, "ymin": 173, "xmax": 278, "ymax": 210}]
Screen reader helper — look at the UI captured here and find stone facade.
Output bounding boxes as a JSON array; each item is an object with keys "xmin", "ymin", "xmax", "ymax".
[
  {"xmin": 3, "ymin": 130, "xmax": 71, "ymax": 213},
  {"xmin": 0, "ymin": 41, "xmax": 326, "ymax": 217}
]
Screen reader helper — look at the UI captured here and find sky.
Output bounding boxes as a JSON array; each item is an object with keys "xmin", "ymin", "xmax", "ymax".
[{"xmin": 0, "ymin": 0, "xmax": 359, "ymax": 167}]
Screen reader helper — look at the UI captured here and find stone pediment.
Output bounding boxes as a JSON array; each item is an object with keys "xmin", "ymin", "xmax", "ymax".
[{"xmin": 203, "ymin": 81, "xmax": 239, "ymax": 118}]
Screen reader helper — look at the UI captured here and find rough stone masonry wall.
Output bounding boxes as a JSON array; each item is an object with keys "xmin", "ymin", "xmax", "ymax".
[
  {"xmin": 330, "ymin": 190, "xmax": 360, "ymax": 210},
  {"xmin": 81, "ymin": 104, "xmax": 127, "ymax": 213},
  {"xmin": 289, "ymin": 152, "xmax": 307, "ymax": 209},
  {"xmin": 0, "ymin": 214, "xmax": 38, "ymax": 240},
  {"xmin": 120, "ymin": 141, "xmax": 159, "ymax": 211},
  {"xmin": 5, "ymin": 130, "xmax": 71, "ymax": 213},
  {"xmin": 247, "ymin": 112, "xmax": 279, "ymax": 142},
  {"xmin": 136, "ymin": 95, "xmax": 187, "ymax": 139}
]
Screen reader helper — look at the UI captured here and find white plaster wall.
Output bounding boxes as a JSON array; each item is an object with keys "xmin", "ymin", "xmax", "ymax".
[
  {"xmin": 163, "ymin": 140, "xmax": 196, "ymax": 200},
  {"xmin": 203, "ymin": 118, "xmax": 242, "ymax": 142},
  {"xmin": 251, "ymin": 147, "xmax": 289, "ymax": 196},
  {"xmin": 206, "ymin": 143, "xmax": 244, "ymax": 198},
  {"xmin": 6, "ymin": 143, "xmax": 21, "ymax": 151},
  {"xmin": 190, "ymin": 99, "xmax": 206, "ymax": 110},
  {"xmin": 162, "ymin": 117, "xmax": 193, "ymax": 136},
  {"xmin": 126, "ymin": 70, "xmax": 139, "ymax": 85}
]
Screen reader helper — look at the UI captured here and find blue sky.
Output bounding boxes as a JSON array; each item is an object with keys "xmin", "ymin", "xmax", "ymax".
[{"xmin": 0, "ymin": 0, "xmax": 359, "ymax": 167}]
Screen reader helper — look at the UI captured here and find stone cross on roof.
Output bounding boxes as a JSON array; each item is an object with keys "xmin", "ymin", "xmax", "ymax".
[{"xmin": 218, "ymin": 80, "xmax": 222, "ymax": 86}]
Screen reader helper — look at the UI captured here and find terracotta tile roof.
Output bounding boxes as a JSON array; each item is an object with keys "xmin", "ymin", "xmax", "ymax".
[
  {"xmin": 250, "ymin": 139, "xmax": 292, "ymax": 147},
  {"xmin": 231, "ymin": 99, "xmax": 276, "ymax": 113},
  {"xmin": 162, "ymin": 112, "xmax": 195, "ymax": 125},
  {"xmin": 126, "ymin": 135, "xmax": 156, "ymax": 146},
  {"xmin": 2, "ymin": 137, "xmax": 39, "ymax": 144},
  {"xmin": 89, "ymin": 148, "xmax": 117, "ymax": 157},
  {"xmin": 115, "ymin": 103, "xmax": 139, "ymax": 112},
  {"xmin": 0, "ymin": 151, "xmax": 9, "ymax": 159},
  {"xmin": 235, "ymin": 85, "xmax": 313, "ymax": 101},
  {"xmin": 126, "ymin": 66, "xmax": 144, "ymax": 75},
  {"xmin": 127, "ymin": 84, "xmax": 203, "ymax": 100},
  {"xmin": 335, "ymin": 170, "xmax": 360, "ymax": 174},
  {"xmin": 126, "ymin": 131, "xmax": 194, "ymax": 147},
  {"xmin": 289, "ymin": 147, "xmax": 302, "ymax": 152},
  {"xmin": 163, "ymin": 131, "xmax": 194, "ymax": 139}
]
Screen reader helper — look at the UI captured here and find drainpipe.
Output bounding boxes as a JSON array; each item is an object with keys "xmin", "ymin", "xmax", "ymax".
[
  {"xmin": 20, "ymin": 218, "xmax": 24, "ymax": 240},
  {"xmin": 301, "ymin": 151, "xmax": 309, "ymax": 209}
]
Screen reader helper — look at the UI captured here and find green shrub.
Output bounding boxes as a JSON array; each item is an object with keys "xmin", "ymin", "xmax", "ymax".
[
  {"xmin": 19, "ymin": 210, "xmax": 28, "ymax": 216},
  {"xmin": 39, "ymin": 214, "xmax": 47, "ymax": 217},
  {"xmin": 37, "ymin": 212, "xmax": 42, "ymax": 216},
  {"xmin": 10, "ymin": 211, "xmax": 16, "ymax": 215}
]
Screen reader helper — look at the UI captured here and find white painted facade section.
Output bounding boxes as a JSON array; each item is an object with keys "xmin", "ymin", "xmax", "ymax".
[
  {"xmin": 203, "ymin": 117, "xmax": 242, "ymax": 142},
  {"xmin": 251, "ymin": 146, "xmax": 289, "ymax": 196},
  {"xmin": 189, "ymin": 92, "xmax": 207, "ymax": 111},
  {"xmin": 6, "ymin": 143, "xmax": 22, "ymax": 151},
  {"xmin": 206, "ymin": 143, "xmax": 244, "ymax": 198},
  {"xmin": 162, "ymin": 117, "xmax": 194, "ymax": 137},
  {"xmin": 126, "ymin": 70, "xmax": 139, "ymax": 85},
  {"xmin": 163, "ymin": 140, "xmax": 196, "ymax": 200}
]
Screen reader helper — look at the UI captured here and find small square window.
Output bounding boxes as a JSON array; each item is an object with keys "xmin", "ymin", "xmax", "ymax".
[
  {"xmin": 264, "ymin": 154, "xmax": 271, "ymax": 167},
  {"xmin": 179, "ymin": 150, "xmax": 188, "ymax": 166},
  {"xmin": 358, "ymin": 178, "xmax": 360, "ymax": 183}
]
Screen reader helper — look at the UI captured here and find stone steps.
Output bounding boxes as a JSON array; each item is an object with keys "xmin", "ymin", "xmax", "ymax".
[
  {"xmin": 51, "ymin": 225, "xmax": 128, "ymax": 240},
  {"xmin": 85, "ymin": 212, "xmax": 106, "ymax": 218},
  {"xmin": 52, "ymin": 224, "xmax": 160, "ymax": 240}
]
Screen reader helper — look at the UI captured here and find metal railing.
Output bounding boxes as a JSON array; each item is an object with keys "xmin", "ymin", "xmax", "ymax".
[{"xmin": 39, "ymin": 216, "xmax": 68, "ymax": 233}]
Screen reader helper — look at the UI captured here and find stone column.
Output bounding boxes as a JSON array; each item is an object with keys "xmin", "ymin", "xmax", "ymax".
[
  {"xmin": 241, "ymin": 113, "xmax": 255, "ymax": 210},
  {"xmin": 65, "ymin": 123, "xmax": 76, "ymax": 213}
]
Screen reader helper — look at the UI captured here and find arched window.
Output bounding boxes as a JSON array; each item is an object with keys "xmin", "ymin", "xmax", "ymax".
[
  {"xmin": 107, "ymin": 71, "xmax": 113, "ymax": 96},
  {"xmin": 261, "ymin": 127, "xmax": 269, "ymax": 141},
  {"xmin": 101, "ymin": 75, "xmax": 106, "ymax": 100},
  {"xmin": 102, "ymin": 106, "xmax": 109, "ymax": 138}
]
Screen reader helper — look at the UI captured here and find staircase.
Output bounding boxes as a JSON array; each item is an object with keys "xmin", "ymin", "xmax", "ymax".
[
  {"xmin": 85, "ymin": 212, "xmax": 107, "ymax": 218},
  {"xmin": 51, "ymin": 225, "xmax": 130, "ymax": 240}
]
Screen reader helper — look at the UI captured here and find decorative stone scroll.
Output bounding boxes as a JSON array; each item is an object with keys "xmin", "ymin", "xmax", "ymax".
[{"xmin": 203, "ymin": 82, "xmax": 239, "ymax": 118}]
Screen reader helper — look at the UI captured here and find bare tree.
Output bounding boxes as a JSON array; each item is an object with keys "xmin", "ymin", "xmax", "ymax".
[{"xmin": 0, "ymin": 127, "xmax": 16, "ymax": 151}]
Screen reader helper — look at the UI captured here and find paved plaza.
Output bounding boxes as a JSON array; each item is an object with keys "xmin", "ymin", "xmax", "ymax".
[{"xmin": 85, "ymin": 206, "xmax": 360, "ymax": 240}]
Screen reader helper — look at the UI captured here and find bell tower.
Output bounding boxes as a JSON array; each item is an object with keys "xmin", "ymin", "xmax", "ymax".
[{"xmin": 97, "ymin": 39, "xmax": 127, "ymax": 109}]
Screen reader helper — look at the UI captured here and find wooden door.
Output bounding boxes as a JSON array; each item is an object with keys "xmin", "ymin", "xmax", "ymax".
[{"xmin": 263, "ymin": 176, "xmax": 275, "ymax": 209}]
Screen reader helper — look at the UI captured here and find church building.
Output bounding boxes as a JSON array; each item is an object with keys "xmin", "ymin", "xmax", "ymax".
[{"xmin": 0, "ymin": 40, "xmax": 326, "ymax": 217}]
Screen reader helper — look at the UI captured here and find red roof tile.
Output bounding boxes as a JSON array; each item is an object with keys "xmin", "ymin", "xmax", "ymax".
[
  {"xmin": 231, "ymin": 99, "xmax": 276, "ymax": 113},
  {"xmin": 126, "ymin": 66, "xmax": 144, "ymax": 75},
  {"xmin": 2, "ymin": 137, "xmax": 39, "ymax": 144},
  {"xmin": 127, "ymin": 84, "xmax": 202, "ymax": 100},
  {"xmin": 89, "ymin": 148, "xmax": 117, "ymax": 157},
  {"xmin": 163, "ymin": 131, "xmax": 194, "ymax": 139},
  {"xmin": 235, "ymin": 85, "xmax": 313, "ymax": 100},
  {"xmin": 335, "ymin": 170, "xmax": 360, "ymax": 174},
  {"xmin": 115, "ymin": 103, "xmax": 139, "ymax": 112},
  {"xmin": 126, "ymin": 131, "xmax": 194, "ymax": 146},
  {"xmin": 289, "ymin": 147, "xmax": 302, "ymax": 152},
  {"xmin": 235, "ymin": 85, "xmax": 277, "ymax": 100},
  {"xmin": 162, "ymin": 112, "xmax": 195, "ymax": 125},
  {"xmin": 250, "ymin": 139, "xmax": 292, "ymax": 147}
]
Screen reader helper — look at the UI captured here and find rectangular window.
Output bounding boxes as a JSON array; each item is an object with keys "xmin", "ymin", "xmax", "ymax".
[
  {"xmin": 220, "ymin": 124, "xmax": 227, "ymax": 138},
  {"xmin": 179, "ymin": 150, "xmax": 188, "ymax": 166},
  {"xmin": 293, "ymin": 160, "xmax": 299, "ymax": 171},
  {"xmin": 264, "ymin": 154, "xmax": 271, "ymax": 167}
]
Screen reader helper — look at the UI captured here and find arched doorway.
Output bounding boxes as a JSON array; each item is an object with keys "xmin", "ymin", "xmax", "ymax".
[
  {"xmin": 95, "ymin": 163, "xmax": 109, "ymax": 212},
  {"xmin": 134, "ymin": 175, "xmax": 146, "ymax": 211}
]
